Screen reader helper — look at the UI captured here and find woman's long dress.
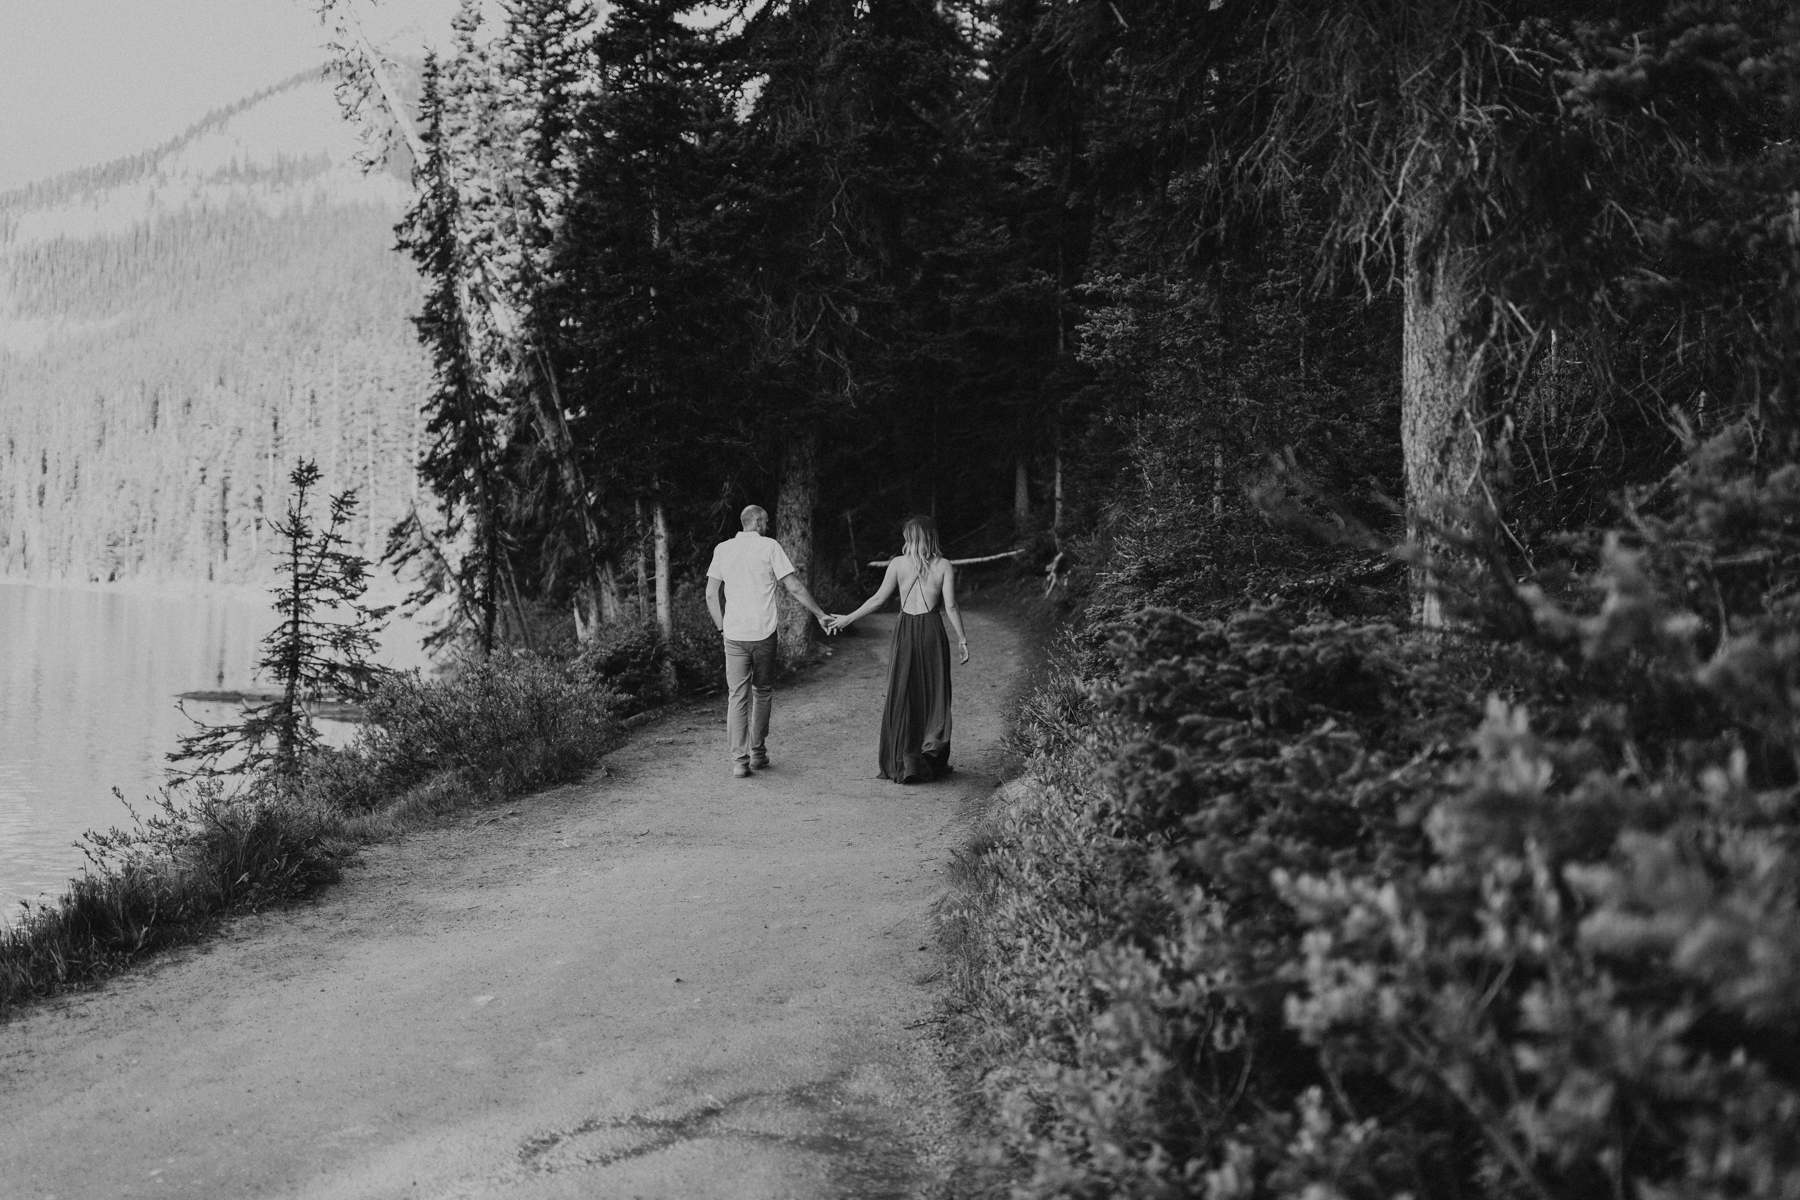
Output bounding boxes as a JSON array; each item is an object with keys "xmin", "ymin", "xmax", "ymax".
[{"xmin": 878, "ymin": 605, "xmax": 953, "ymax": 783}]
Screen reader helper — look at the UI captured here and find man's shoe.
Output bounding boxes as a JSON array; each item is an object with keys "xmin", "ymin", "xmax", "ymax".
[
  {"xmin": 733, "ymin": 761, "xmax": 752, "ymax": 778},
  {"xmin": 750, "ymin": 752, "xmax": 770, "ymax": 770}
]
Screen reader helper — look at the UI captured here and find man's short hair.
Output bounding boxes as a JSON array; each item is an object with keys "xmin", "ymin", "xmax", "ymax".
[{"xmin": 740, "ymin": 505, "xmax": 768, "ymax": 529}]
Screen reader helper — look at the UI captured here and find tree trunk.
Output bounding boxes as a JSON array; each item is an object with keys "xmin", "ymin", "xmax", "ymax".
[
  {"xmin": 653, "ymin": 497, "xmax": 676, "ymax": 694},
  {"xmin": 776, "ymin": 428, "xmax": 818, "ymax": 662},
  {"xmin": 501, "ymin": 556, "xmax": 535, "ymax": 651},
  {"xmin": 1013, "ymin": 459, "xmax": 1031, "ymax": 528},
  {"xmin": 634, "ymin": 496, "xmax": 651, "ymax": 622},
  {"xmin": 279, "ymin": 488, "xmax": 305, "ymax": 783},
  {"xmin": 478, "ymin": 539, "xmax": 498, "ymax": 657},
  {"xmin": 525, "ymin": 353, "xmax": 611, "ymax": 607},
  {"xmin": 1402, "ymin": 206, "xmax": 1492, "ymax": 629},
  {"xmin": 596, "ymin": 559, "xmax": 623, "ymax": 625},
  {"xmin": 653, "ymin": 499, "xmax": 673, "ymax": 641}
]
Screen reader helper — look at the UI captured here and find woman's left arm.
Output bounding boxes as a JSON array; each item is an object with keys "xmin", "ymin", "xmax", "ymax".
[
  {"xmin": 941, "ymin": 563, "xmax": 970, "ymax": 663},
  {"xmin": 832, "ymin": 559, "xmax": 899, "ymax": 630}
]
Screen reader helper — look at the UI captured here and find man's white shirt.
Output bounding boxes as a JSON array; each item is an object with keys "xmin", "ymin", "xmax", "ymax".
[{"xmin": 707, "ymin": 531, "xmax": 796, "ymax": 641}]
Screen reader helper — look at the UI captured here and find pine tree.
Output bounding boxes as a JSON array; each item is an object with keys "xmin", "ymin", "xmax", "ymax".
[
  {"xmin": 390, "ymin": 52, "xmax": 510, "ymax": 655},
  {"xmin": 498, "ymin": 0, "xmax": 596, "ymax": 293},
  {"xmin": 719, "ymin": 0, "xmax": 977, "ymax": 654},
  {"xmin": 390, "ymin": 2, "xmax": 618, "ymax": 642},
  {"xmin": 552, "ymin": 0, "xmax": 745, "ymax": 640},
  {"xmin": 171, "ymin": 460, "xmax": 389, "ymax": 788},
  {"xmin": 975, "ymin": 0, "xmax": 1105, "ymax": 531}
]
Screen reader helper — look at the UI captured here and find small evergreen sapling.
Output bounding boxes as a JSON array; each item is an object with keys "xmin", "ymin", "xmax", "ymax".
[{"xmin": 170, "ymin": 460, "xmax": 391, "ymax": 788}]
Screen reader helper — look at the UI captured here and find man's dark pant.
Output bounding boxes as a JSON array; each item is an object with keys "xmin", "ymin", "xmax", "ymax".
[{"xmin": 723, "ymin": 634, "xmax": 776, "ymax": 764}]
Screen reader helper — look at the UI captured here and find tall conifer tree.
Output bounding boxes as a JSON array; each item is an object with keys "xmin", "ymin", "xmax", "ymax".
[
  {"xmin": 391, "ymin": 52, "xmax": 511, "ymax": 655},
  {"xmin": 721, "ymin": 0, "xmax": 975, "ymax": 652},
  {"xmin": 553, "ymin": 0, "xmax": 744, "ymax": 638}
]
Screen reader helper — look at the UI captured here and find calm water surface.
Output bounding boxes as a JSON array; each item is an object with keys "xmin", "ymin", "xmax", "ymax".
[{"xmin": 0, "ymin": 583, "xmax": 431, "ymax": 909}]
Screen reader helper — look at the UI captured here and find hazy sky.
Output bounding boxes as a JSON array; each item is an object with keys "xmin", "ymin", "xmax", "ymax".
[{"xmin": 0, "ymin": 0, "xmax": 462, "ymax": 192}]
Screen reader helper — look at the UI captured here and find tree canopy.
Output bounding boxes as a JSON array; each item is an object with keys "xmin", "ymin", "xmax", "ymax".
[{"xmin": 298, "ymin": 0, "xmax": 1800, "ymax": 656}]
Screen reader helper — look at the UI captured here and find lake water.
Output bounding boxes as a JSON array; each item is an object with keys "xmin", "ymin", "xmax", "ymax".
[{"xmin": 0, "ymin": 582, "xmax": 433, "ymax": 910}]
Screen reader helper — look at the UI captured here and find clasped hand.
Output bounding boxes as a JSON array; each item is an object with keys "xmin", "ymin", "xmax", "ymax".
[{"xmin": 819, "ymin": 613, "xmax": 847, "ymax": 635}]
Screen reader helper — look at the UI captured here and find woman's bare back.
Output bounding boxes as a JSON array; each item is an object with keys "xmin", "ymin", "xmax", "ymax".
[{"xmin": 895, "ymin": 557, "xmax": 947, "ymax": 614}]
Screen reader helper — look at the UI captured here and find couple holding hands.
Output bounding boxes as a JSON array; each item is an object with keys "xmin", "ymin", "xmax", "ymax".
[{"xmin": 705, "ymin": 506, "xmax": 969, "ymax": 784}]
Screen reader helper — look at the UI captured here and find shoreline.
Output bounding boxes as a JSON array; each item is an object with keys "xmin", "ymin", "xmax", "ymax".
[
  {"xmin": 0, "ymin": 575, "xmax": 267, "ymax": 603},
  {"xmin": 0, "ymin": 573, "xmax": 423, "ymax": 608},
  {"xmin": 0, "ymin": 578, "xmax": 446, "ymax": 907}
]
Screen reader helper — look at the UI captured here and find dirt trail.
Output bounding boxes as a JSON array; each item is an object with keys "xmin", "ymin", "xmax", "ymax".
[{"xmin": 0, "ymin": 605, "xmax": 1026, "ymax": 1200}]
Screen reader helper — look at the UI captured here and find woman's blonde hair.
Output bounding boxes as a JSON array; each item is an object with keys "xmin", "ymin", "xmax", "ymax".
[{"xmin": 901, "ymin": 515, "xmax": 942, "ymax": 565}]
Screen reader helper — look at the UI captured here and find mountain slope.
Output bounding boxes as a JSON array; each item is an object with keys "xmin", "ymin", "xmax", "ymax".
[{"xmin": 0, "ymin": 70, "xmax": 430, "ymax": 586}]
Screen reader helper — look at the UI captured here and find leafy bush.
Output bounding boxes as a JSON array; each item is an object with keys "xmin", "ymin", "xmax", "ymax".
[
  {"xmin": 947, "ymin": 604, "xmax": 1489, "ymax": 1196},
  {"xmin": 949, "ymin": 411, "xmax": 1800, "ymax": 1198},
  {"xmin": 570, "ymin": 583, "xmax": 724, "ymax": 712},
  {"xmin": 1276, "ymin": 697, "xmax": 1800, "ymax": 1200},
  {"xmin": 578, "ymin": 621, "xmax": 671, "ymax": 714},
  {"xmin": 667, "ymin": 581, "xmax": 726, "ymax": 693},
  {"xmin": 326, "ymin": 651, "xmax": 621, "ymax": 809},
  {"xmin": 1260, "ymin": 419, "xmax": 1800, "ymax": 1199},
  {"xmin": 563, "ymin": 582, "xmax": 724, "ymax": 714}
]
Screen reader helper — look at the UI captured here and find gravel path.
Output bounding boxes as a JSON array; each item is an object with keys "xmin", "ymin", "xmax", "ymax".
[{"xmin": 0, "ymin": 605, "xmax": 1026, "ymax": 1199}]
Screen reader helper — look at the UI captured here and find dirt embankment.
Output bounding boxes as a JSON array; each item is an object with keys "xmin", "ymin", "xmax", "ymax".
[{"xmin": 0, "ymin": 605, "xmax": 1029, "ymax": 1200}]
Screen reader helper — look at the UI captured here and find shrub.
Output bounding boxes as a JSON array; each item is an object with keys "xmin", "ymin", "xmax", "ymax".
[
  {"xmin": 946, "ymin": 604, "xmax": 1497, "ymax": 1197},
  {"xmin": 328, "ymin": 651, "xmax": 621, "ymax": 810},
  {"xmin": 667, "ymin": 581, "xmax": 724, "ymax": 693},
  {"xmin": 1263, "ymin": 419, "xmax": 1800, "ymax": 1199},
  {"xmin": 950, "ymin": 409, "xmax": 1800, "ymax": 1199},
  {"xmin": 1275, "ymin": 696, "xmax": 1800, "ymax": 1200},
  {"xmin": 578, "ymin": 621, "xmax": 670, "ymax": 714},
  {"xmin": 569, "ymin": 584, "xmax": 722, "ymax": 713}
]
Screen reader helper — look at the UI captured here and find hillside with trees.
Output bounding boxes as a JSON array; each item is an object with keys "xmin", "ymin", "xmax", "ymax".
[{"xmin": 0, "ymin": 70, "xmax": 430, "ymax": 586}]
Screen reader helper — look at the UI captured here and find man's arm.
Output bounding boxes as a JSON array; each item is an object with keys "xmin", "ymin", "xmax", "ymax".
[
  {"xmin": 780, "ymin": 573, "xmax": 831, "ymax": 629},
  {"xmin": 706, "ymin": 576, "xmax": 726, "ymax": 632}
]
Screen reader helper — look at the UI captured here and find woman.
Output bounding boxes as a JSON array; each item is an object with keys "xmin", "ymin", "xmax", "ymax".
[{"xmin": 829, "ymin": 516, "xmax": 970, "ymax": 783}]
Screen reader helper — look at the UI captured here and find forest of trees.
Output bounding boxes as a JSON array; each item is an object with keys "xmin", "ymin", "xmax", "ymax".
[
  {"xmin": 329, "ymin": 0, "xmax": 1113, "ymax": 654},
  {"xmin": 2, "ymin": 2, "xmax": 1791, "ymax": 1193},
  {"xmin": 305, "ymin": 1, "xmax": 1800, "ymax": 1195},
  {"xmin": 0, "ymin": 72, "xmax": 430, "ymax": 587},
  {"xmin": 319, "ymin": 0, "xmax": 1798, "ymax": 661}
]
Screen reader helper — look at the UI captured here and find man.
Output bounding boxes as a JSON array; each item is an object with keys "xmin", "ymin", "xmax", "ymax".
[{"xmin": 705, "ymin": 504, "xmax": 832, "ymax": 778}]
